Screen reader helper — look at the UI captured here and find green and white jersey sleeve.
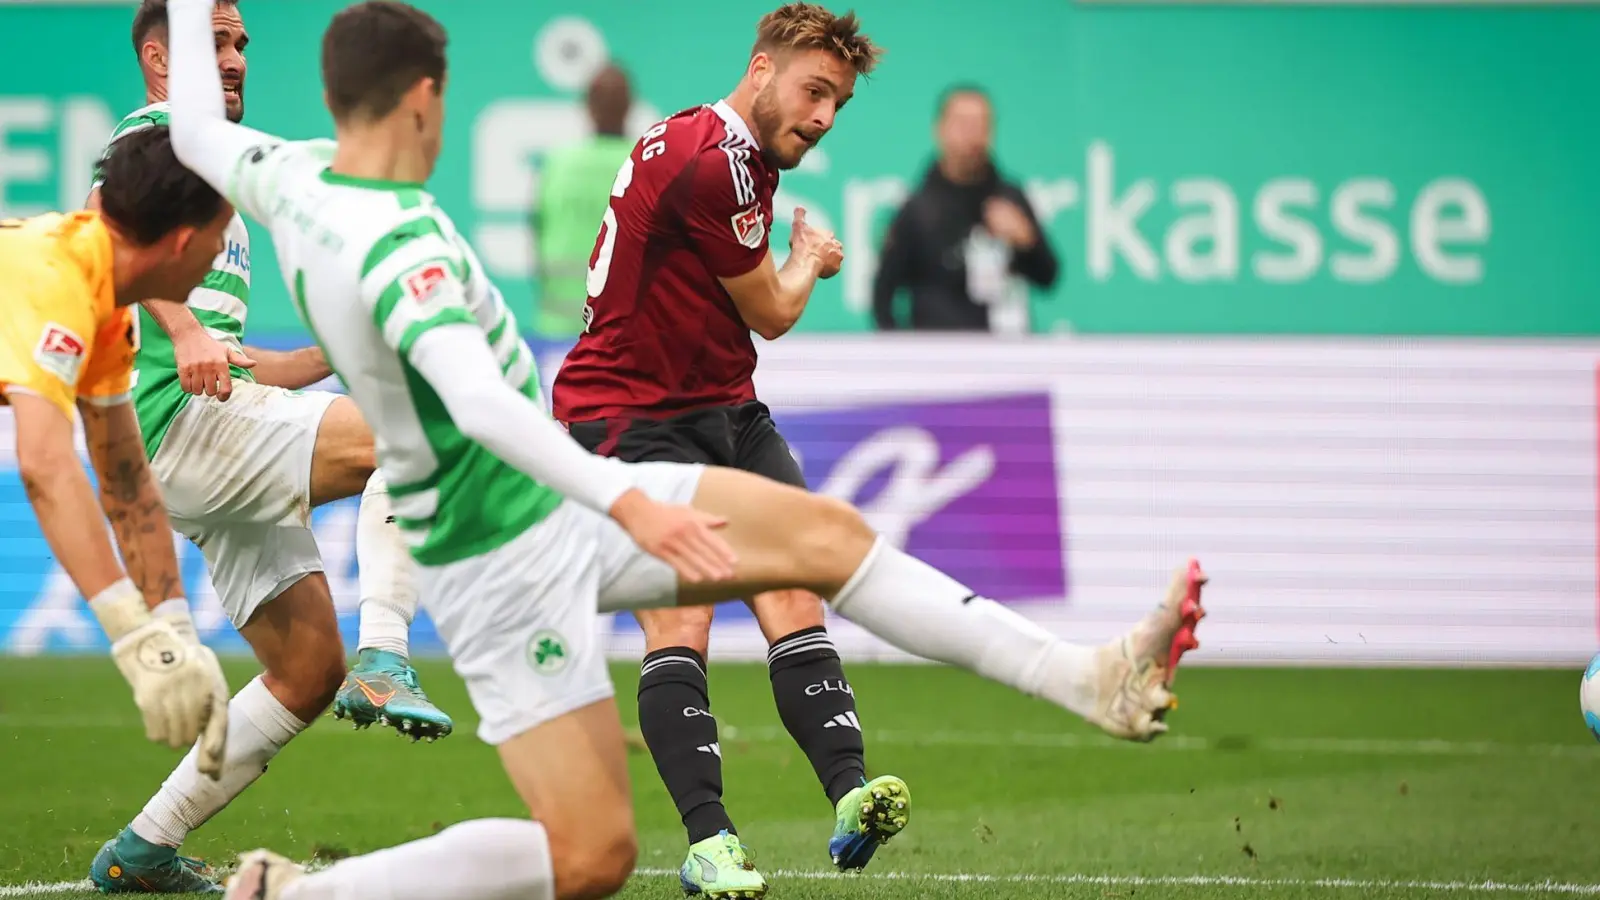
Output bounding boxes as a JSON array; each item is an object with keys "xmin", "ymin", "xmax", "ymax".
[
  {"xmin": 164, "ymin": 0, "xmax": 632, "ymax": 564},
  {"xmin": 223, "ymin": 141, "xmax": 566, "ymax": 564},
  {"xmin": 99, "ymin": 101, "xmax": 256, "ymax": 459}
]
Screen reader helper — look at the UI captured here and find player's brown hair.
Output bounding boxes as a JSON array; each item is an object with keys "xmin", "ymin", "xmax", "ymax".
[
  {"xmin": 752, "ymin": 3, "xmax": 882, "ymax": 76},
  {"xmin": 321, "ymin": 1, "xmax": 447, "ymax": 122},
  {"xmin": 98, "ymin": 126, "xmax": 225, "ymax": 246},
  {"xmin": 130, "ymin": 0, "xmax": 239, "ymax": 55}
]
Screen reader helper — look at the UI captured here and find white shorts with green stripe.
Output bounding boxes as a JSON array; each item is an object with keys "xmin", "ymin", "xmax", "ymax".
[
  {"xmin": 422, "ymin": 459, "xmax": 705, "ymax": 745},
  {"xmin": 150, "ymin": 380, "xmax": 340, "ymax": 629}
]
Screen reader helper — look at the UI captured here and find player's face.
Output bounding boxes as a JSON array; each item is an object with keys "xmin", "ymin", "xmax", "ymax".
[
  {"xmin": 212, "ymin": 5, "xmax": 249, "ymax": 122},
  {"xmin": 937, "ymin": 92, "xmax": 992, "ymax": 173},
  {"xmin": 752, "ymin": 49, "xmax": 855, "ymax": 170}
]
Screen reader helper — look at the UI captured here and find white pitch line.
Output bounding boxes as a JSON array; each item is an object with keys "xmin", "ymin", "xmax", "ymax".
[{"xmin": 6, "ymin": 871, "xmax": 1599, "ymax": 898}]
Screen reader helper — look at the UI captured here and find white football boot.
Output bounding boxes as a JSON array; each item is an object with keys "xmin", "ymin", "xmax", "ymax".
[{"xmin": 1085, "ymin": 559, "xmax": 1208, "ymax": 742}]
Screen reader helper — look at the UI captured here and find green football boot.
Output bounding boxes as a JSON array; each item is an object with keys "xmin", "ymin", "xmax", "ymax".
[
  {"xmin": 332, "ymin": 648, "xmax": 454, "ymax": 741},
  {"xmin": 678, "ymin": 830, "xmax": 767, "ymax": 899},
  {"xmin": 89, "ymin": 828, "xmax": 221, "ymax": 894},
  {"xmin": 828, "ymin": 774, "xmax": 911, "ymax": 870}
]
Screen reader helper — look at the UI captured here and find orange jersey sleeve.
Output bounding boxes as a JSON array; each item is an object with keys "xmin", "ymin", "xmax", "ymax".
[{"xmin": 0, "ymin": 213, "xmax": 127, "ymax": 420}]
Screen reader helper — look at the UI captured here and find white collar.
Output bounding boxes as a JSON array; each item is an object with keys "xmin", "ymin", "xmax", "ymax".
[{"xmin": 710, "ymin": 100, "xmax": 759, "ymax": 148}]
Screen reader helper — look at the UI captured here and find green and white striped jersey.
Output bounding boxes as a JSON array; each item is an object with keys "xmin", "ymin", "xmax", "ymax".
[
  {"xmin": 214, "ymin": 137, "xmax": 563, "ymax": 565},
  {"xmin": 101, "ymin": 103, "xmax": 255, "ymax": 457}
]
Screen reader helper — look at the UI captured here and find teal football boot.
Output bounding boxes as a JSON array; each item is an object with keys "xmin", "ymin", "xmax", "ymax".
[
  {"xmin": 332, "ymin": 648, "xmax": 454, "ymax": 741},
  {"xmin": 89, "ymin": 828, "xmax": 221, "ymax": 894},
  {"xmin": 828, "ymin": 774, "xmax": 910, "ymax": 871},
  {"xmin": 679, "ymin": 830, "xmax": 767, "ymax": 898}
]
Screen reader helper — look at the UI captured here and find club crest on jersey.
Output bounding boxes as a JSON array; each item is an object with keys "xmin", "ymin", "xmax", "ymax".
[
  {"xmin": 731, "ymin": 205, "xmax": 766, "ymax": 250},
  {"xmin": 33, "ymin": 323, "xmax": 86, "ymax": 385}
]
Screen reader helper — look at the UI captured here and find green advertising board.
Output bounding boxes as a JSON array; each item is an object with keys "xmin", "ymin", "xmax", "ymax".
[{"xmin": 1, "ymin": 0, "xmax": 1597, "ymax": 335}]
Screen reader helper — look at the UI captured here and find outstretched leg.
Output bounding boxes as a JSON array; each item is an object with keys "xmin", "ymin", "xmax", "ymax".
[{"xmin": 674, "ymin": 467, "xmax": 1207, "ymax": 742}]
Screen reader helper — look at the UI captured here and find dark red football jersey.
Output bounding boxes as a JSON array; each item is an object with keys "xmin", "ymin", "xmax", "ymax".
[{"xmin": 552, "ymin": 102, "xmax": 779, "ymax": 422}]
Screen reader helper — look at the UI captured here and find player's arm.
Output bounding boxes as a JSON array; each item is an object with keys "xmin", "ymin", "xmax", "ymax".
[
  {"xmin": 9, "ymin": 391, "xmax": 132, "ymax": 605},
  {"xmin": 367, "ymin": 255, "xmax": 733, "ymax": 580},
  {"xmin": 145, "ymin": 299, "xmax": 259, "ymax": 400},
  {"xmin": 73, "ymin": 324, "xmax": 231, "ymax": 773},
  {"xmin": 164, "ymin": 0, "xmax": 289, "ymax": 223},
  {"xmin": 78, "ymin": 398, "xmax": 185, "ymax": 610},
  {"xmin": 719, "ymin": 245, "xmax": 828, "ymax": 341},
  {"xmin": 239, "ymin": 344, "xmax": 331, "ymax": 390},
  {"xmin": 683, "ymin": 157, "xmax": 826, "ymax": 341}
]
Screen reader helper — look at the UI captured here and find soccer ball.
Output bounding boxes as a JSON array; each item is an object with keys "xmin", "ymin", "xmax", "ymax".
[{"xmin": 1583, "ymin": 652, "xmax": 1600, "ymax": 743}]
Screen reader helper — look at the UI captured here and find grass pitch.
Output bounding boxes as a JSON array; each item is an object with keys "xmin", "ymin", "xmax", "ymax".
[{"xmin": 0, "ymin": 659, "xmax": 1596, "ymax": 899}]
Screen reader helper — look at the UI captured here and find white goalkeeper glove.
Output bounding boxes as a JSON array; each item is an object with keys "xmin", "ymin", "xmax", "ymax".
[{"xmin": 90, "ymin": 580, "xmax": 229, "ymax": 779}]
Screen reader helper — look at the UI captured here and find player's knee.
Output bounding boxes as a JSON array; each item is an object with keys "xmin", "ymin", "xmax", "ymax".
[
  {"xmin": 792, "ymin": 495, "xmax": 876, "ymax": 588},
  {"xmin": 263, "ymin": 626, "xmax": 346, "ymax": 717},
  {"xmin": 638, "ymin": 605, "xmax": 714, "ymax": 656},
  {"xmin": 549, "ymin": 821, "xmax": 637, "ymax": 900},
  {"xmin": 752, "ymin": 588, "xmax": 825, "ymax": 637}
]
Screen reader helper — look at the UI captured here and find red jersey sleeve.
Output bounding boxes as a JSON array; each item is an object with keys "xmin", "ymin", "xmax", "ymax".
[{"xmin": 683, "ymin": 147, "xmax": 768, "ymax": 280}]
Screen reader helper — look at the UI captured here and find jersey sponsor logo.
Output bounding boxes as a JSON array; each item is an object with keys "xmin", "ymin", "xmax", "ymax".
[
  {"xmin": 33, "ymin": 323, "xmax": 86, "ymax": 386},
  {"xmin": 731, "ymin": 205, "xmax": 766, "ymax": 250}
]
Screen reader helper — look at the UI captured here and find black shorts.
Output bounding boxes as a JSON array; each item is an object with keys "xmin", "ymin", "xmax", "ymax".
[{"xmin": 565, "ymin": 401, "xmax": 807, "ymax": 489}]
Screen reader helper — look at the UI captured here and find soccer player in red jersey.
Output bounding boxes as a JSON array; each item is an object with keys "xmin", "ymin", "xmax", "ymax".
[{"xmin": 552, "ymin": 3, "xmax": 892, "ymax": 888}]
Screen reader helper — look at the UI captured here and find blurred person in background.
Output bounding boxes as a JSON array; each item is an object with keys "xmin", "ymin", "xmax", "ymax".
[
  {"xmin": 533, "ymin": 63, "xmax": 635, "ymax": 336},
  {"xmin": 872, "ymin": 85, "xmax": 1059, "ymax": 334}
]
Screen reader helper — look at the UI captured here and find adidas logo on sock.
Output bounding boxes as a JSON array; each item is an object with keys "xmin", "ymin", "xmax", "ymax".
[
  {"xmin": 823, "ymin": 712, "xmax": 861, "ymax": 731},
  {"xmin": 697, "ymin": 742, "xmax": 721, "ymax": 758},
  {"xmin": 385, "ymin": 515, "xmax": 396, "ymax": 524}
]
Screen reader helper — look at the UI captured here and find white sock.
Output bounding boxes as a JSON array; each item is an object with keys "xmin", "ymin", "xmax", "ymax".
[
  {"xmin": 129, "ymin": 676, "xmax": 308, "ymax": 847},
  {"xmin": 356, "ymin": 471, "xmax": 416, "ymax": 658},
  {"xmin": 828, "ymin": 538, "xmax": 1099, "ymax": 718},
  {"xmin": 284, "ymin": 818, "xmax": 554, "ymax": 900}
]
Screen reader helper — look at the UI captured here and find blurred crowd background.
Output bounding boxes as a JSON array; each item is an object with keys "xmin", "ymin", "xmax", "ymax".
[{"xmin": 1, "ymin": 0, "xmax": 1598, "ymax": 667}]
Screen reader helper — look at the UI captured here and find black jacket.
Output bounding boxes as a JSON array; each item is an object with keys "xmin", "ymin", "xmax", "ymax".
[{"xmin": 872, "ymin": 161, "xmax": 1059, "ymax": 332}]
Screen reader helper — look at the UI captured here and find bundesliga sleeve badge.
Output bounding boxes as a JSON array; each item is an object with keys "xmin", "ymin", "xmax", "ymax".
[
  {"xmin": 731, "ymin": 205, "xmax": 766, "ymax": 250},
  {"xmin": 33, "ymin": 322, "xmax": 86, "ymax": 385}
]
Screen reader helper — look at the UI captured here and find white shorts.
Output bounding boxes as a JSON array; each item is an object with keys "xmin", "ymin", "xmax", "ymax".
[
  {"xmin": 149, "ymin": 381, "xmax": 340, "ymax": 629},
  {"xmin": 422, "ymin": 459, "xmax": 704, "ymax": 745}
]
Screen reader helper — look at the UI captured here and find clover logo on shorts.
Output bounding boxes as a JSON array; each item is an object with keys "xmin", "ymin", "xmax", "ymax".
[{"xmin": 527, "ymin": 630, "xmax": 569, "ymax": 675}]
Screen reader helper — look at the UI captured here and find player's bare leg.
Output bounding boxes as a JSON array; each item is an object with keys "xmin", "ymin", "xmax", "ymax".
[
  {"xmin": 312, "ymin": 397, "xmax": 452, "ymax": 739},
  {"xmin": 232, "ymin": 700, "xmax": 638, "ymax": 900},
  {"xmin": 677, "ymin": 467, "xmax": 1207, "ymax": 742},
  {"xmin": 93, "ymin": 575, "xmax": 345, "ymax": 894}
]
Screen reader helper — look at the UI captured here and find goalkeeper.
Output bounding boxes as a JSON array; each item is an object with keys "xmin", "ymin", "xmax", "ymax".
[{"xmin": 0, "ymin": 126, "xmax": 230, "ymax": 777}]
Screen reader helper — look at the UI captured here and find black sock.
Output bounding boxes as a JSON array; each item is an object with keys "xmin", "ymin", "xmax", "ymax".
[
  {"xmin": 637, "ymin": 647, "xmax": 735, "ymax": 843},
  {"xmin": 768, "ymin": 626, "xmax": 867, "ymax": 806}
]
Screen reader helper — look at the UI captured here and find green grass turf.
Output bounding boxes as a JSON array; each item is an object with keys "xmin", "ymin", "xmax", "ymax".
[{"xmin": 0, "ymin": 658, "xmax": 1597, "ymax": 899}]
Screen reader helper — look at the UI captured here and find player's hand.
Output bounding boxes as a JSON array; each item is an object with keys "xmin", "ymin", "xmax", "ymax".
[
  {"xmin": 983, "ymin": 197, "xmax": 1038, "ymax": 249},
  {"xmin": 790, "ymin": 207, "xmax": 843, "ymax": 279},
  {"xmin": 153, "ymin": 602, "xmax": 230, "ymax": 779},
  {"xmin": 109, "ymin": 618, "xmax": 230, "ymax": 775},
  {"xmin": 175, "ymin": 331, "xmax": 256, "ymax": 401},
  {"xmin": 609, "ymin": 489, "xmax": 738, "ymax": 583}
]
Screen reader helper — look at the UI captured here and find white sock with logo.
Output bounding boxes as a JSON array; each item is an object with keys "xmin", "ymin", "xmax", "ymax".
[
  {"xmin": 129, "ymin": 676, "xmax": 308, "ymax": 847},
  {"xmin": 356, "ymin": 471, "xmax": 417, "ymax": 658},
  {"xmin": 827, "ymin": 538, "xmax": 1099, "ymax": 717},
  {"xmin": 282, "ymin": 818, "xmax": 554, "ymax": 900}
]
